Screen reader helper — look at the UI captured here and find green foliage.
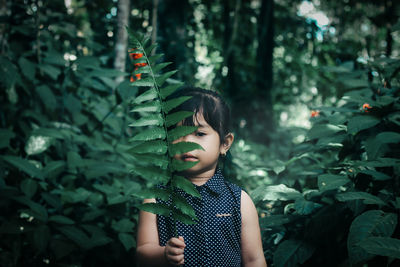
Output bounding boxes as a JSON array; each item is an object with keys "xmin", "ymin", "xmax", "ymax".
[
  {"xmin": 253, "ymin": 57, "xmax": 400, "ymax": 266},
  {"xmin": 127, "ymin": 31, "xmax": 201, "ymax": 231}
]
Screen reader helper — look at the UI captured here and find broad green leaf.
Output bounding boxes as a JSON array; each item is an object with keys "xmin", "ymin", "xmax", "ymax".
[
  {"xmin": 131, "ymin": 166, "xmax": 170, "ymax": 182},
  {"xmin": 58, "ymin": 226, "xmax": 91, "ymax": 249},
  {"xmin": 18, "ymin": 57, "xmax": 36, "ymax": 81},
  {"xmin": 41, "ymin": 192, "xmax": 62, "ymax": 209},
  {"xmin": 156, "ymin": 70, "xmax": 178, "ymax": 87},
  {"xmin": 171, "ymin": 159, "xmax": 198, "ymax": 172},
  {"xmin": 82, "ymin": 209, "xmax": 105, "ymax": 222},
  {"xmin": 130, "ymin": 100, "xmax": 161, "ymax": 113},
  {"xmin": 36, "ymin": 85, "xmax": 57, "ymax": 111},
  {"xmin": 353, "ymin": 158, "xmax": 400, "ymax": 167},
  {"xmin": 251, "ymin": 184, "xmax": 302, "ymax": 202},
  {"xmin": 129, "ymin": 113, "xmax": 163, "ymax": 127},
  {"xmin": 359, "ymin": 237, "xmax": 400, "ymax": 259},
  {"xmin": 130, "ymin": 77, "xmax": 153, "ymax": 87},
  {"xmin": 152, "ymin": 62, "xmax": 172, "ymax": 74},
  {"xmin": 32, "ymin": 128, "xmax": 65, "ymax": 139},
  {"xmin": 347, "ymin": 115, "xmax": 380, "ymax": 134},
  {"xmin": 0, "ymin": 129, "xmax": 15, "ymax": 149},
  {"xmin": 160, "ymin": 82, "xmax": 184, "ymax": 99},
  {"xmin": 112, "ymin": 218, "xmax": 135, "ymax": 233},
  {"xmin": 318, "ymin": 174, "xmax": 350, "ymax": 192},
  {"xmin": 119, "ymin": 233, "xmax": 136, "ymax": 251},
  {"xmin": 43, "ymin": 161, "xmax": 66, "ymax": 179},
  {"xmin": 25, "ymin": 135, "xmax": 52, "ymax": 156},
  {"xmin": 348, "ymin": 210, "xmax": 397, "ymax": 264},
  {"xmin": 131, "ymin": 127, "xmax": 166, "ymax": 141},
  {"xmin": 131, "ymin": 140, "xmax": 167, "ymax": 154},
  {"xmin": 172, "ymin": 175, "xmax": 201, "ymax": 198},
  {"xmin": 39, "ymin": 63, "xmax": 61, "ymax": 80},
  {"xmin": 13, "ymin": 196, "xmax": 48, "ymax": 222},
  {"xmin": 169, "ymin": 141, "xmax": 204, "ymax": 157},
  {"xmin": 138, "ymin": 202, "xmax": 171, "ymax": 217},
  {"xmin": 166, "ymin": 111, "xmax": 194, "ymax": 127},
  {"xmin": 388, "ymin": 112, "xmax": 400, "ymax": 126},
  {"xmin": 293, "ymin": 198, "xmax": 322, "ymax": 215},
  {"xmin": 173, "ymin": 194, "xmax": 197, "ymax": 219},
  {"xmin": 49, "ymin": 215, "xmax": 75, "ymax": 225},
  {"xmin": 359, "ymin": 169, "xmax": 391, "ymax": 181},
  {"xmin": 133, "ymin": 87, "xmax": 157, "ymax": 104},
  {"xmin": 307, "ymin": 124, "xmax": 344, "ymax": 140},
  {"xmin": 173, "ymin": 209, "xmax": 197, "ymax": 225},
  {"xmin": 260, "ymin": 215, "xmax": 294, "ymax": 228},
  {"xmin": 20, "ymin": 179, "xmax": 38, "ymax": 198},
  {"xmin": 168, "ymin": 126, "xmax": 198, "ymax": 142},
  {"xmin": 33, "ymin": 225, "xmax": 50, "ymax": 252},
  {"xmin": 2, "ymin": 155, "xmax": 44, "ymax": 180},
  {"xmin": 365, "ymin": 131, "xmax": 400, "ymax": 159},
  {"xmin": 162, "ymin": 96, "xmax": 192, "ymax": 113},
  {"xmin": 273, "ymin": 239, "xmax": 315, "ymax": 267},
  {"xmin": 336, "ymin": 192, "xmax": 386, "ymax": 206}
]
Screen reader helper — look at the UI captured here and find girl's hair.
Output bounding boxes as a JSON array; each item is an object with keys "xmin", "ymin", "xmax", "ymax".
[{"xmin": 169, "ymin": 86, "xmax": 231, "ymax": 142}]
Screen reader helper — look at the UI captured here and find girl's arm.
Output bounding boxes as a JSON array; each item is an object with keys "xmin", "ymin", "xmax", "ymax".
[
  {"xmin": 136, "ymin": 198, "xmax": 185, "ymax": 267},
  {"xmin": 241, "ymin": 191, "xmax": 268, "ymax": 267}
]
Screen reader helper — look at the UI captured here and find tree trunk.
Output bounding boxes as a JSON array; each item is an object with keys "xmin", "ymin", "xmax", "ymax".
[
  {"xmin": 151, "ymin": 0, "xmax": 159, "ymax": 55},
  {"xmin": 114, "ymin": 0, "xmax": 130, "ymax": 85},
  {"xmin": 0, "ymin": 0, "xmax": 8, "ymax": 54},
  {"xmin": 254, "ymin": 0, "xmax": 274, "ymax": 143}
]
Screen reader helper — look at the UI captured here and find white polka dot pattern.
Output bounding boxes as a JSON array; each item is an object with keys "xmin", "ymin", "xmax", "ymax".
[{"xmin": 157, "ymin": 169, "xmax": 242, "ymax": 267}]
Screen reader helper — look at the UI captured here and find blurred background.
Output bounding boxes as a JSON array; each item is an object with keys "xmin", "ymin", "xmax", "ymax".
[{"xmin": 1, "ymin": 0, "xmax": 399, "ymax": 266}]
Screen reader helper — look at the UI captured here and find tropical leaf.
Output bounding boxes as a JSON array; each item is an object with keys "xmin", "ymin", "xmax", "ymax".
[
  {"xmin": 2, "ymin": 155, "xmax": 44, "ymax": 180},
  {"xmin": 130, "ymin": 140, "xmax": 167, "ymax": 154},
  {"xmin": 130, "ymin": 100, "xmax": 161, "ymax": 113},
  {"xmin": 347, "ymin": 115, "xmax": 380, "ymax": 134},
  {"xmin": 359, "ymin": 237, "xmax": 400, "ymax": 259},
  {"xmin": 173, "ymin": 194, "xmax": 197, "ymax": 219},
  {"xmin": 152, "ymin": 62, "xmax": 172, "ymax": 74},
  {"xmin": 156, "ymin": 70, "xmax": 178, "ymax": 87},
  {"xmin": 348, "ymin": 210, "xmax": 397, "ymax": 264},
  {"xmin": 273, "ymin": 239, "xmax": 315, "ymax": 267},
  {"xmin": 318, "ymin": 174, "xmax": 351, "ymax": 192},
  {"xmin": 131, "ymin": 166, "xmax": 170, "ymax": 182},
  {"xmin": 133, "ymin": 87, "xmax": 158, "ymax": 104},
  {"xmin": 173, "ymin": 209, "xmax": 197, "ymax": 225},
  {"xmin": 163, "ymin": 96, "xmax": 192, "ymax": 113},
  {"xmin": 129, "ymin": 114, "xmax": 163, "ymax": 127},
  {"xmin": 172, "ymin": 175, "xmax": 201, "ymax": 198},
  {"xmin": 171, "ymin": 159, "xmax": 199, "ymax": 172},
  {"xmin": 336, "ymin": 191, "xmax": 386, "ymax": 206}
]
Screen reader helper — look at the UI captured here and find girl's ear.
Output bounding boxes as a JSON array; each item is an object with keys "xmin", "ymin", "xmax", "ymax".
[{"xmin": 220, "ymin": 133, "xmax": 234, "ymax": 155}]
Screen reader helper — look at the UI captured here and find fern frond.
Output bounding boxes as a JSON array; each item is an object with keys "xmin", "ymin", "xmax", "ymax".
[{"xmin": 127, "ymin": 30, "xmax": 202, "ymax": 231}]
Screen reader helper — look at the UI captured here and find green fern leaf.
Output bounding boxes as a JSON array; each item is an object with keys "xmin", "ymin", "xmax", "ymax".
[
  {"xmin": 163, "ymin": 96, "xmax": 192, "ymax": 113},
  {"xmin": 169, "ymin": 142, "xmax": 204, "ymax": 157},
  {"xmin": 148, "ymin": 54, "xmax": 164, "ymax": 65},
  {"xmin": 166, "ymin": 111, "xmax": 194, "ymax": 127},
  {"xmin": 131, "ymin": 140, "xmax": 167, "ymax": 154},
  {"xmin": 139, "ymin": 188, "xmax": 171, "ymax": 201},
  {"xmin": 145, "ymin": 43, "xmax": 157, "ymax": 55},
  {"xmin": 174, "ymin": 194, "xmax": 197, "ymax": 219},
  {"xmin": 171, "ymin": 159, "xmax": 198, "ymax": 172},
  {"xmin": 130, "ymin": 77, "xmax": 153, "ymax": 87},
  {"xmin": 173, "ymin": 210, "xmax": 197, "ymax": 225},
  {"xmin": 172, "ymin": 175, "xmax": 201, "ymax": 198},
  {"xmin": 168, "ymin": 126, "xmax": 198, "ymax": 142},
  {"xmin": 138, "ymin": 203, "xmax": 171, "ymax": 217},
  {"xmin": 132, "ymin": 166, "xmax": 170, "ymax": 182},
  {"xmin": 131, "ymin": 154, "xmax": 169, "ymax": 170},
  {"xmin": 160, "ymin": 82, "xmax": 184, "ymax": 99},
  {"xmin": 133, "ymin": 66, "xmax": 151, "ymax": 75},
  {"xmin": 153, "ymin": 62, "xmax": 172, "ymax": 74},
  {"xmin": 133, "ymin": 87, "xmax": 158, "ymax": 104},
  {"xmin": 129, "ymin": 114, "xmax": 163, "ymax": 127},
  {"xmin": 156, "ymin": 70, "xmax": 178, "ymax": 87},
  {"xmin": 130, "ymin": 100, "xmax": 161, "ymax": 113},
  {"xmin": 130, "ymin": 127, "xmax": 166, "ymax": 141}
]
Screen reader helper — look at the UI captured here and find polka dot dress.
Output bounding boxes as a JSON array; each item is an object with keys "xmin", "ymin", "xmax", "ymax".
[{"xmin": 157, "ymin": 169, "xmax": 242, "ymax": 267}]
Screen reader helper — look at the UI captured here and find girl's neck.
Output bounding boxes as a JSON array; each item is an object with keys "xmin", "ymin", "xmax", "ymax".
[{"xmin": 187, "ymin": 168, "xmax": 216, "ymax": 186}]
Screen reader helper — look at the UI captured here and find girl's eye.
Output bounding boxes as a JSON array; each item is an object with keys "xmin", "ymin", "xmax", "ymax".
[{"xmin": 196, "ymin": 132, "xmax": 206, "ymax": 137}]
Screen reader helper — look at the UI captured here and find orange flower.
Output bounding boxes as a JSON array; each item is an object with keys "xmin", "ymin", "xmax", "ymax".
[
  {"xmin": 134, "ymin": 62, "xmax": 147, "ymax": 67},
  {"xmin": 362, "ymin": 103, "xmax": 372, "ymax": 112},
  {"xmin": 130, "ymin": 76, "xmax": 135, "ymax": 82},
  {"xmin": 130, "ymin": 73, "xmax": 142, "ymax": 83},
  {"xmin": 311, "ymin": 110, "xmax": 320, "ymax": 117},
  {"xmin": 129, "ymin": 52, "xmax": 143, "ymax": 60}
]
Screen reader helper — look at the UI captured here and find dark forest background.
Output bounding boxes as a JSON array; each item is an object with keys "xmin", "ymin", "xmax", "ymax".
[{"xmin": 1, "ymin": 0, "xmax": 400, "ymax": 266}]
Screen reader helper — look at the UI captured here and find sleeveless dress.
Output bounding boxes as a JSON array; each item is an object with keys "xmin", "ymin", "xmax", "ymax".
[{"xmin": 157, "ymin": 169, "xmax": 242, "ymax": 267}]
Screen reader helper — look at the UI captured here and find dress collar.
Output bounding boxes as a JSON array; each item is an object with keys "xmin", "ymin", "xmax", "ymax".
[{"xmin": 195, "ymin": 168, "xmax": 225, "ymax": 195}]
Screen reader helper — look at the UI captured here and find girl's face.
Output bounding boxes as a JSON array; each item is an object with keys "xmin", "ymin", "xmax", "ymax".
[{"xmin": 173, "ymin": 112, "xmax": 233, "ymax": 179}]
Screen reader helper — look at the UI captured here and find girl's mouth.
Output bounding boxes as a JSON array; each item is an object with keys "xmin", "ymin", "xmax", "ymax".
[{"xmin": 181, "ymin": 153, "xmax": 198, "ymax": 162}]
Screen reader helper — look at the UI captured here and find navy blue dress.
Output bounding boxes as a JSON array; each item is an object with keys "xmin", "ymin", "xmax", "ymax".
[{"xmin": 157, "ymin": 169, "xmax": 242, "ymax": 267}]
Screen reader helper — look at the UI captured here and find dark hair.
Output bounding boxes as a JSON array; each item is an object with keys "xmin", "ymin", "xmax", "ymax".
[{"xmin": 169, "ymin": 86, "xmax": 231, "ymax": 142}]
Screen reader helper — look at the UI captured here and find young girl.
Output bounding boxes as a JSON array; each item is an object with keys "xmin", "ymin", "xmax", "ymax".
[{"xmin": 136, "ymin": 87, "xmax": 267, "ymax": 267}]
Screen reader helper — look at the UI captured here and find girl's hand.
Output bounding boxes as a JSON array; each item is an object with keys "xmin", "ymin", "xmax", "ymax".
[{"xmin": 164, "ymin": 236, "xmax": 186, "ymax": 266}]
